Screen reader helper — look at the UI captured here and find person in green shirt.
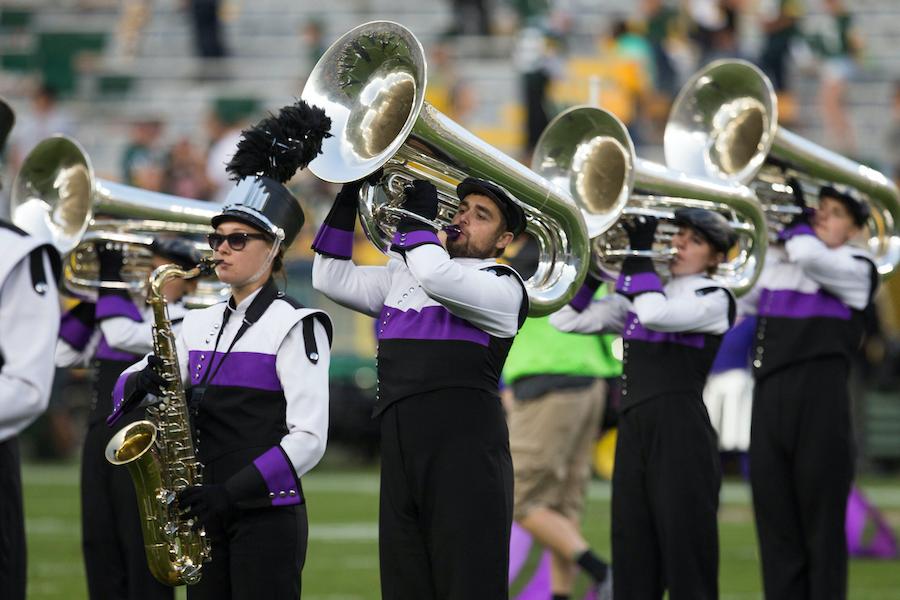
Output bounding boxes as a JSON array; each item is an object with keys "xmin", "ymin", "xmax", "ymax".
[{"xmin": 504, "ymin": 237, "xmax": 620, "ymax": 600}]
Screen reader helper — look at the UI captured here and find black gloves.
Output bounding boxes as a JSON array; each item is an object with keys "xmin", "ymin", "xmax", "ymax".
[
  {"xmin": 397, "ymin": 180, "xmax": 439, "ymax": 233},
  {"xmin": 130, "ymin": 355, "xmax": 167, "ymax": 398},
  {"xmin": 313, "ymin": 170, "xmax": 383, "ymax": 253},
  {"xmin": 177, "ymin": 484, "xmax": 234, "ymax": 528},
  {"xmin": 97, "ymin": 244, "xmax": 124, "ymax": 283},
  {"xmin": 622, "ymin": 216, "xmax": 658, "ymax": 252},
  {"xmin": 107, "ymin": 355, "xmax": 167, "ymax": 427},
  {"xmin": 779, "ymin": 177, "xmax": 814, "ymax": 241}
]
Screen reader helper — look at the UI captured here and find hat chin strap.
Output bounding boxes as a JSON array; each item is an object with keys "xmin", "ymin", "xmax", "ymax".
[{"xmin": 233, "ymin": 237, "xmax": 282, "ymax": 289}]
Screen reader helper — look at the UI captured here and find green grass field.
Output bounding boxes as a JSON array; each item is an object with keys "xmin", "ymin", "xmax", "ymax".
[{"xmin": 22, "ymin": 462, "xmax": 900, "ymax": 599}]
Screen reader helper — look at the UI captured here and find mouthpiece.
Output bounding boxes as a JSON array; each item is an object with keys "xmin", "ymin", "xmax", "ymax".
[{"xmin": 442, "ymin": 225, "xmax": 461, "ymax": 240}]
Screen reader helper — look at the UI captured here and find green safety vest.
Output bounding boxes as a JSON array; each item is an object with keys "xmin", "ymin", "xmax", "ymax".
[{"xmin": 503, "ymin": 289, "xmax": 622, "ymax": 383}]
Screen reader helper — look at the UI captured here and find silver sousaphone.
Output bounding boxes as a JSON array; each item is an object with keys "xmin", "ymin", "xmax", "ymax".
[
  {"xmin": 11, "ymin": 135, "xmax": 228, "ymax": 305},
  {"xmin": 300, "ymin": 20, "xmax": 590, "ymax": 316},
  {"xmin": 533, "ymin": 106, "xmax": 768, "ymax": 296},
  {"xmin": 665, "ymin": 59, "xmax": 900, "ymax": 278}
]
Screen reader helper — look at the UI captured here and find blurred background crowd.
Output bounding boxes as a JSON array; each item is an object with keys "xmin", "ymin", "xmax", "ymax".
[{"xmin": 1, "ymin": 0, "xmax": 899, "ymax": 474}]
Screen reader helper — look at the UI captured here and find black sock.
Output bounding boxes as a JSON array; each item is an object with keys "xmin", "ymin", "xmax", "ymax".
[
  {"xmin": 552, "ymin": 595, "xmax": 570, "ymax": 600},
  {"xmin": 575, "ymin": 549, "xmax": 609, "ymax": 583}
]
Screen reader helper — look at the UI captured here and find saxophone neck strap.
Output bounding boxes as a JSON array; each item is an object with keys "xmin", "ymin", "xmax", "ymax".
[{"xmin": 197, "ymin": 278, "xmax": 281, "ymax": 391}]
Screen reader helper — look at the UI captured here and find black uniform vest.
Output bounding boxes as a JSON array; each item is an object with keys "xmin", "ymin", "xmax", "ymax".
[
  {"xmin": 373, "ymin": 267, "xmax": 528, "ymax": 416},
  {"xmin": 620, "ymin": 311, "xmax": 724, "ymax": 410}
]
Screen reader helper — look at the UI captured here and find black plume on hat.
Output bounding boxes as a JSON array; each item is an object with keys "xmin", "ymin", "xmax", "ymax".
[
  {"xmin": 226, "ymin": 100, "xmax": 331, "ymax": 184},
  {"xmin": 214, "ymin": 100, "xmax": 332, "ymax": 248}
]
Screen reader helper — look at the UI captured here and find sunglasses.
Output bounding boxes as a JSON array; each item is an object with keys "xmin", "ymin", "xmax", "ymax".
[{"xmin": 207, "ymin": 232, "xmax": 269, "ymax": 251}]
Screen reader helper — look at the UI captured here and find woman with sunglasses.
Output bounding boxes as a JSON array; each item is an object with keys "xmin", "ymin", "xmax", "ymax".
[
  {"xmin": 107, "ymin": 101, "xmax": 333, "ymax": 599},
  {"xmin": 551, "ymin": 209, "xmax": 737, "ymax": 600}
]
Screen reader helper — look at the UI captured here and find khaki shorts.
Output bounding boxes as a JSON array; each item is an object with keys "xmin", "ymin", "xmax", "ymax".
[{"xmin": 509, "ymin": 379, "xmax": 606, "ymax": 522}]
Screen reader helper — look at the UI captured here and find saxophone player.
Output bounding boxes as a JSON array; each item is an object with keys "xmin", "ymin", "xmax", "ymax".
[
  {"xmin": 107, "ymin": 101, "xmax": 333, "ymax": 599},
  {"xmin": 56, "ymin": 238, "xmax": 200, "ymax": 600}
]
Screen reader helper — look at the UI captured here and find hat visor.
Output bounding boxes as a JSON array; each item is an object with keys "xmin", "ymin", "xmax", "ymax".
[
  {"xmin": 456, "ymin": 181, "xmax": 526, "ymax": 235},
  {"xmin": 672, "ymin": 215, "xmax": 732, "ymax": 254},
  {"xmin": 211, "ymin": 210, "xmax": 277, "ymax": 239}
]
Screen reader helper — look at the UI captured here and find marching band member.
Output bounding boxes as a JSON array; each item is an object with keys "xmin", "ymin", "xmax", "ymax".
[
  {"xmin": 107, "ymin": 101, "xmax": 333, "ymax": 599},
  {"xmin": 312, "ymin": 176, "xmax": 528, "ymax": 599},
  {"xmin": 56, "ymin": 238, "xmax": 200, "ymax": 600},
  {"xmin": 0, "ymin": 219, "xmax": 60, "ymax": 600},
  {"xmin": 742, "ymin": 184, "xmax": 877, "ymax": 600},
  {"xmin": 551, "ymin": 209, "xmax": 737, "ymax": 600}
]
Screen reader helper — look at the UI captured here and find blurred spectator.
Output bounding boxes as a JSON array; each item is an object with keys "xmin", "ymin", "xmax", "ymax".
[
  {"xmin": 425, "ymin": 41, "xmax": 477, "ymax": 125},
  {"xmin": 8, "ymin": 82, "xmax": 75, "ymax": 172},
  {"xmin": 205, "ymin": 97, "xmax": 259, "ymax": 202},
  {"xmin": 514, "ymin": 25, "xmax": 566, "ymax": 156},
  {"xmin": 806, "ymin": 0, "xmax": 862, "ymax": 153},
  {"xmin": 686, "ymin": 0, "xmax": 727, "ymax": 64},
  {"xmin": 608, "ymin": 19, "xmax": 654, "ymax": 143},
  {"xmin": 758, "ymin": 0, "xmax": 803, "ymax": 93},
  {"xmin": 301, "ymin": 19, "xmax": 327, "ymax": 70},
  {"xmin": 165, "ymin": 137, "xmax": 213, "ymax": 200},
  {"xmin": 641, "ymin": 0, "xmax": 681, "ymax": 97},
  {"xmin": 885, "ymin": 82, "xmax": 900, "ymax": 182},
  {"xmin": 121, "ymin": 116, "xmax": 166, "ymax": 190},
  {"xmin": 186, "ymin": 0, "xmax": 227, "ymax": 58},
  {"xmin": 445, "ymin": 0, "xmax": 493, "ymax": 36}
]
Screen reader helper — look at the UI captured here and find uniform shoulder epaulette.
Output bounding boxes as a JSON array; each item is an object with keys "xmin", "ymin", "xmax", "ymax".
[
  {"xmin": 28, "ymin": 245, "xmax": 61, "ymax": 295},
  {"xmin": 0, "ymin": 220, "xmax": 28, "ymax": 236},
  {"xmin": 275, "ymin": 292, "xmax": 305, "ymax": 310},
  {"xmin": 695, "ymin": 285, "xmax": 737, "ymax": 326}
]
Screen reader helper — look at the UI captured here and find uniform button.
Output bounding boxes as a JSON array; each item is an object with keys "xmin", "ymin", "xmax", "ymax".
[
  {"xmin": 310, "ymin": 352, "xmax": 319, "ymax": 361},
  {"xmin": 268, "ymin": 492, "xmax": 275, "ymax": 499},
  {"xmin": 279, "ymin": 491, "xmax": 287, "ymax": 498},
  {"xmin": 753, "ymin": 359, "xmax": 762, "ymax": 368},
  {"xmin": 622, "ymin": 389, "xmax": 628, "ymax": 396},
  {"xmin": 621, "ymin": 374, "xmax": 627, "ymax": 380},
  {"xmin": 289, "ymin": 490, "xmax": 297, "ymax": 496}
]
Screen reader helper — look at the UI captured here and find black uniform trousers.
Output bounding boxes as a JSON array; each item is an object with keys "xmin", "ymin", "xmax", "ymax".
[
  {"xmin": 81, "ymin": 360, "xmax": 173, "ymax": 600},
  {"xmin": 750, "ymin": 356, "xmax": 853, "ymax": 600},
  {"xmin": 378, "ymin": 388, "xmax": 514, "ymax": 600},
  {"xmin": 612, "ymin": 393, "xmax": 722, "ymax": 600},
  {"xmin": 0, "ymin": 437, "xmax": 26, "ymax": 600},
  {"xmin": 187, "ymin": 453, "xmax": 308, "ymax": 600}
]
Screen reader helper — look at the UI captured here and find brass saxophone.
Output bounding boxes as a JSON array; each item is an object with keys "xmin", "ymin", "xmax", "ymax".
[{"xmin": 104, "ymin": 258, "xmax": 218, "ymax": 586}]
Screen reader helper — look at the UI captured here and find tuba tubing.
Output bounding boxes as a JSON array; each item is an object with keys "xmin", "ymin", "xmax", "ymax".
[
  {"xmin": 11, "ymin": 135, "xmax": 219, "ymax": 297},
  {"xmin": 533, "ymin": 105, "xmax": 768, "ymax": 296}
]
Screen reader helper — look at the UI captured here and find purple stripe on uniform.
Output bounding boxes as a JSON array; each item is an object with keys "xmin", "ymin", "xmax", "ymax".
[
  {"xmin": 312, "ymin": 225, "xmax": 354, "ymax": 259},
  {"xmin": 391, "ymin": 229, "xmax": 441, "ymax": 248},
  {"xmin": 616, "ymin": 271, "xmax": 663, "ymax": 295},
  {"xmin": 710, "ymin": 316, "xmax": 756, "ymax": 373},
  {"xmin": 377, "ymin": 305, "xmax": 490, "ymax": 346},
  {"xmin": 60, "ymin": 313, "xmax": 94, "ymax": 350},
  {"xmin": 96, "ymin": 294, "xmax": 142, "ymax": 322},
  {"xmin": 758, "ymin": 288, "xmax": 851, "ymax": 320},
  {"xmin": 106, "ymin": 372, "xmax": 132, "ymax": 426},
  {"xmin": 253, "ymin": 446, "xmax": 301, "ymax": 507},
  {"xmin": 95, "ymin": 336, "xmax": 141, "ymax": 362},
  {"xmin": 569, "ymin": 283, "xmax": 597, "ymax": 312},
  {"xmin": 778, "ymin": 222, "xmax": 815, "ymax": 242},
  {"xmin": 188, "ymin": 351, "xmax": 281, "ymax": 391},
  {"xmin": 623, "ymin": 312, "xmax": 706, "ymax": 348}
]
